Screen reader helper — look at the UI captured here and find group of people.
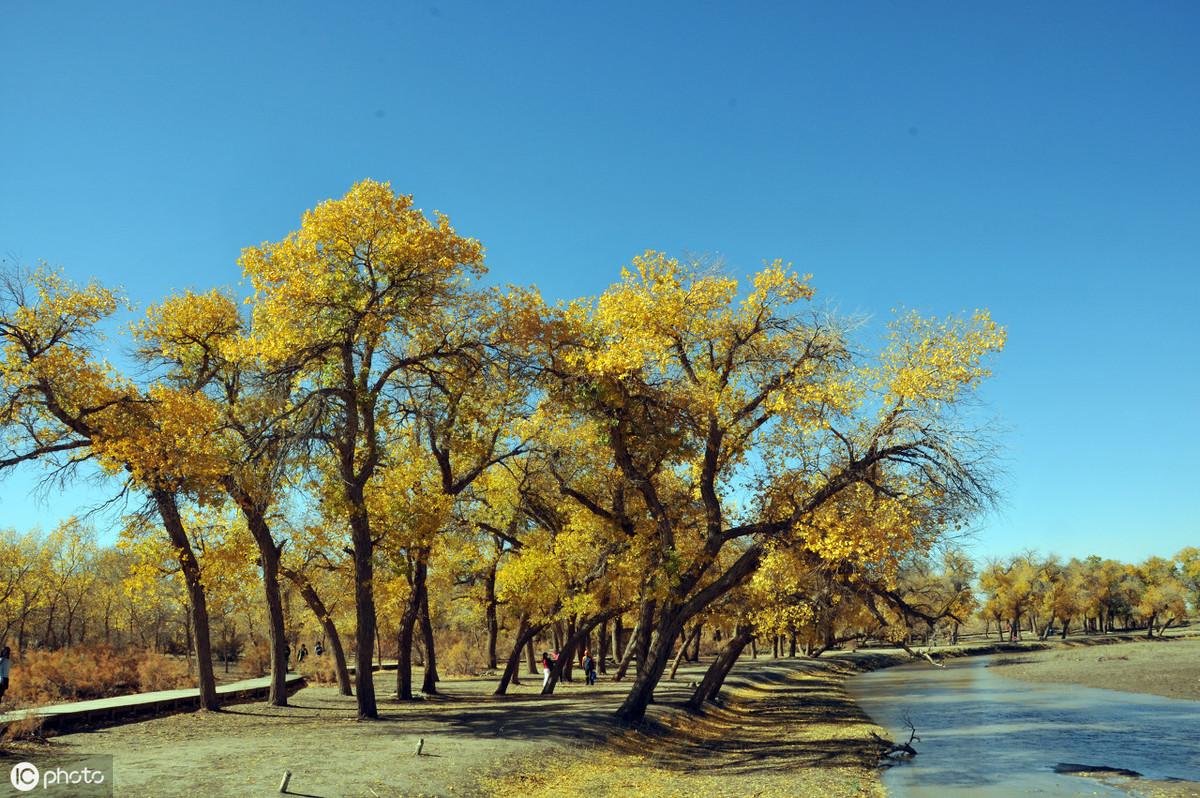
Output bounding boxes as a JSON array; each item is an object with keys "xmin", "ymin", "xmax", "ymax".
[
  {"xmin": 285, "ymin": 640, "xmax": 325, "ymax": 668},
  {"xmin": 540, "ymin": 648, "xmax": 598, "ymax": 688}
]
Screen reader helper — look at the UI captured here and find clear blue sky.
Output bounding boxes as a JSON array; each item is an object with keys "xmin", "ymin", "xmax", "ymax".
[{"xmin": 1, "ymin": 2, "xmax": 1197, "ymax": 563}]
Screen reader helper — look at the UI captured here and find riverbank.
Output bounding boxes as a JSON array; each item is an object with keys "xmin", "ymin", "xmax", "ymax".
[
  {"xmin": 486, "ymin": 636, "xmax": 1200, "ymax": 798},
  {"xmin": 479, "ymin": 642, "xmax": 1078, "ymax": 796},
  {"xmin": 482, "ymin": 656, "xmax": 898, "ymax": 798},
  {"xmin": 986, "ymin": 636, "xmax": 1200, "ymax": 701}
]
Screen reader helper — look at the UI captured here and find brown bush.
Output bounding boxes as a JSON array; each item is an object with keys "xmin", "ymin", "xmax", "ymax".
[
  {"xmin": 1, "ymin": 714, "xmax": 44, "ymax": 744},
  {"xmin": 298, "ymin": 656, "xmax": 339, "ymax": 685},
  {"xmin": 4, "ymin": 645, "xmax": 194, "ymax": 707},
  {"xmin": 10, "ymin": 646, "xmax": 138, "ymax": 705},
  {"xmin": 442, "ymin": 638, "xmax": 486, "ymax": 677},
  {"xmin": 135, "ymin": 652, "xmax": 193, "ymax": 692},
  {"xmin": 241, "ymin": 641, "xmax": 271, "ymax": 678}
]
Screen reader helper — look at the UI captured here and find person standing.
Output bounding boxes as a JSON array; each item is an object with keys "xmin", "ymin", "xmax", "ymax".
[
  {"xmin": 0, "ymin": 645, "xmax": 11, "ymax": 703},
  {"xmin": 299, "ymin": 643, "xmax": 309, "ymax": 663},
  {"xmin": 582, "ymin": 649, "xmax": 597, "ymax": 686},
  {"xmin": 541, "ymin": 652, "xmax": 552, "ymax": 689}
]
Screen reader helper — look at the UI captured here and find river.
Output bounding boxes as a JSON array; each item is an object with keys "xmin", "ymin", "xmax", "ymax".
[{"xmin": 848, "ymin": 655, "xmax": 1200, "ymax": 797}]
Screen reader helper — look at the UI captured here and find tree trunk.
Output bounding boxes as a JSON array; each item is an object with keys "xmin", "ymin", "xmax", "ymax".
[
  {"xmin": 611, "ymin": 615, "xmax": 623, "ymax": 671},
  {"xmin": 669, "ymin": 624, "xmax": 702, "ymax": 680},
  {"xmin": 614, "ymin": 612, "xmax": 684, "ymax": 722},
  {"xmin": 153, "ymin": 489, "xmax": 218, "ymax": 710},
  {"xmin": 634, "ymin": 600, "xmax": 655, "ymax": 665},
  {"xmin": 222, "ymin": 477, "xmax": 289, "ymax": 707},
  {"xmin": 496, "ymin": 620, "xmax": 542, "ymax": 695},
  {"xmin": 279, "ymin": 563, "xmax": 352, "ymax": 696},
  {"xmin": 484, "ymin": 562, "xmax": 499, "ymax": 670},
  {"xmin": 561, "ymin": 618, "xmax": 576, "ymax": 683},
  {"xmin": 183, "ymin": 604, "xmax": 194, "ymax": 674},
  {"xmin": 526, "ymin": 636, "xmax": 538, "ymax": 675},
  {"xmin": 613, "ymin": 620, "xmax": 641, "ymax": 682},
  {"xmin": 598, "ymin": 619, "xmax": 610, "ymax": 674},
  {"xmin": 686, "ymin": 625, "xmax": 753, "ymax": 710},
  {"xmin": 613, "ymin": 545, "xmax": 763, "ymax": 723},
  {"xmin": 396, "ymin": 559, "xmax": 425, "ymax": 701},
  {"xmin": 348, "ymin": 504, "xmax": 379, "ymax": 718},
  {"xmin": 420, "ymin": 584, "xmax": 439, "ymax": 694},
  {"xmin": 690, "ymin": 624, "xmax": 703, "ymax": 661}
]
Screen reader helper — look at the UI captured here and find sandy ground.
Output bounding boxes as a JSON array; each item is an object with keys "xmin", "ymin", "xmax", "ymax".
[
  {"xmin": 985, "ymin": 636, "xmax": 1200, "ymax": 701},
  {"xmin": 1085, "ymin": 776, "xmax": 1200, "ymax": 798},
  {"xmin": 8, "ymin": 635, "xmax": 1196, "ymax": 797},
  {"xmin": 1, "ymin": 659, "xmax": 889, "ymax": 798}
]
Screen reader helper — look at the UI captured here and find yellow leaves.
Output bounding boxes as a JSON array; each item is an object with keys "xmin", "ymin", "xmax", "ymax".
[
  {"xmin": 873, "ymin": 309, "xmax": 1006, "ymax": 406},
  {"xmin": 494, "ymin": 508, "xmax": 619, "ymax": 624},
  {"xmin": 134, "ymin": 289, "xmax": 243, "ymax": 372},
  {"xmin": 368, "ymin": 450, "xmax": 455, "ymax": 552},
  {"xmin": 117, "ymin": 517, "xmax": 180, "ymax": 601},
  {"xmin": 532, "ymin": 252, "xmax": 851, "ymax": 486},
  {"xmin": 92, "ymin": 384, "xmax": 227, "ymax": 495},
  {"xmin": 10, "ymin": 266, "xmax": 121, "ymax": 344},
  {"xmin": 1, "ymin": 267, "xmax": 128, "ymax": 424},
  {"xmin": 3, "ymin": 187, "xmax": 1013, "ymax": 666},
  {"xmin": 585, "ymin": 250, "xmax": 740, "ymax": 378},
  {"xmin": 239, "ymin": 179, "xmax": 485, "ymax": 366},
  {"xmin": 746, "ymin": 259, "xmax": 814, "ymax": 309}
]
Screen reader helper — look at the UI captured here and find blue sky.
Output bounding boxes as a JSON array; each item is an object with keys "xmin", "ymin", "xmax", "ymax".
[{"xmin": 1, "ymin": 2, "xmax": 1197, "ymax": 562}]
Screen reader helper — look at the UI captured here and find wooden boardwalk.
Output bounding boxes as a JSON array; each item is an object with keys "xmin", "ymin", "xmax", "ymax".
[
  {"xmin": 0, "ymin": 672, "xmax": 306, "ymax": 733},
  {"xmin": 0, "ymin": 660, "xmax": 401, "ymax": 734}
]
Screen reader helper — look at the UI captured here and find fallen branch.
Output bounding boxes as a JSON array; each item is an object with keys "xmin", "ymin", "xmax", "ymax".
[
  {"xmin": 898, "ymin": 641, "xmax": 944, "ymax": 667},
  {"xmin": 871, "ymin": 713, "xmax": 921, "ymax": 759}
]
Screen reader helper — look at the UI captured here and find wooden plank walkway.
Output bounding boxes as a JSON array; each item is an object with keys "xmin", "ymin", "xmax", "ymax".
[
  {"xmin": 0, "ymin": 660, "xmax": 401, "ymax": 734},
  {"xmin": 0, "ymin": 672, "xmax": 306, "ymax": 733}
]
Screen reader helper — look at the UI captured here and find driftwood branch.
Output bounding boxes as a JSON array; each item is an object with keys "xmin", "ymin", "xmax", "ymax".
[
  {"xmin": 871, "ymin": 713, "xmax": 921, "ymax": 759},
  {"xmin": 898, "ymin": 641, "xmax": 945, "ymax": 668}
]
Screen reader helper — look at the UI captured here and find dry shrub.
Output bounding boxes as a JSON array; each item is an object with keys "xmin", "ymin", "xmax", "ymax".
[
  {"xmin": 5, "ymin": 646, "xmax": 193, "ymax": 706},
  {"xmin": 298, "ymin": 656, "xmax": 338, "ymax": 685},
  {"xmin": 135, "ymin": 652, "xmax": 192, "ymax": 692},
  {"xmin": 442, "ymin": 638, "xmax": 486, "ymax": 677},
  {"xmin": 10, "ymin": 646, "xmax": 138, "ymax": 705},
  {"xmin": 242, "ymin": 641, "xmax": 270, "ymax": 677},
  {"xmin": 1, "ymin": 714, "xmax": 45, "ymax": 744}
]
